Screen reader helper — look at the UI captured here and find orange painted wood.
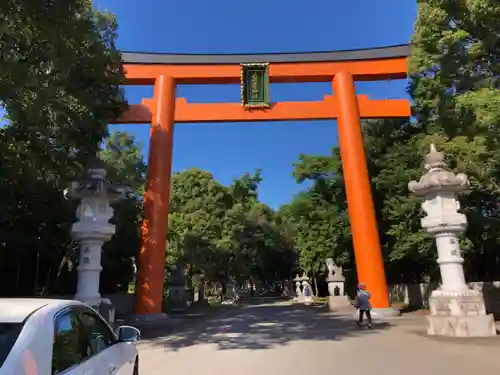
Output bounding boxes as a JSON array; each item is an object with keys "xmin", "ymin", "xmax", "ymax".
[
  {"xmin": 123, "ymin": 56, "xmax": 407, "ymax": 85},
  {"xmin": 117, "ymin": 96, "xmax": 410, "ymax": 124},
  {"xmin": 134, "ymin": 75, "xmax": 176, "ymax": 315},
  {"xmin": 125, "ymin": 53, "xmax": 411, "ymax": 315},
  {"xmin": 334, "ymin": 71, "xmax": 390, "ymax": 309}
]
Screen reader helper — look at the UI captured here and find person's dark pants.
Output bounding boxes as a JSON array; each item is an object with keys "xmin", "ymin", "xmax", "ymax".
[{"xmin": 358, "ymin": 309, "xmax": 372, "ymax": 326}]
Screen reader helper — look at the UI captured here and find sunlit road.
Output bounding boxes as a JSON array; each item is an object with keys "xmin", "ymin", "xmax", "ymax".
[{"xmin": 136, "ymin": 301, "xmax": 500, "ymax": 375}]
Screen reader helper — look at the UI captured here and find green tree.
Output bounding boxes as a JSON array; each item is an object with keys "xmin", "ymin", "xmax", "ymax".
[
  {"xmin": 167, "ymin": 168, "xmax": 232, "ymax": 284},
  {"xmin": 0, "ymin": 0, "xmax": 127, "ymax": 296},
  {"xmin": 288, "ymin": 119, "xmax": 432, "ymax": 285},
  {"xmin": 0, "ymin": 0, "xmax": 125, "ymax": 173},
  {"xmin": 283, "ymin": 150, "xmax": 353, "ymax": 292},
  {"xmin": 100, "ymin": 131, "xmax": 147, "ymax": 293},
  {"xmin": 409, "ymin": 0, "xmax": 500, "ymax": 280},
  {"xmin": 289, "ymin": 0, "xmax": 500, "ymax": 286},
  {"xmin": 166, "ymin": 168, "xmax": 296, "ymax": 295}
]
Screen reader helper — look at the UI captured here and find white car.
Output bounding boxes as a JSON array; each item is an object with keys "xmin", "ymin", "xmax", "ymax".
[{"xmin": 0, "ymin": 298, "xmax": 140, "ymax": 375}]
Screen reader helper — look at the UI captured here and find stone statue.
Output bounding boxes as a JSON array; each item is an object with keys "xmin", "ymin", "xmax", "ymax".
[
  {"xmin": 325, "ymin": 258, "xmax": 345, "ymax": 283},
  {"xmin": 325, "ymin": 258, "xmax": 350, "ymax": 310},
  {"xmin": 408, "ymin": 144, "xmax": 496, "ymax": 337}
]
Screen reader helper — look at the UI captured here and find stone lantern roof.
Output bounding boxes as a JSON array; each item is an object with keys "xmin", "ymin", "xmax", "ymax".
[
  {"xmin": 64, "ymin": 152, "xmax": 126, "ymax": 201},
  {"xmin": 408, "ymin": 144, "xmax": 469, "ymax": 197}
]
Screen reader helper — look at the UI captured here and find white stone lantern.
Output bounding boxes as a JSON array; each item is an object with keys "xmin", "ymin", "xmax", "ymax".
[
  {"xmin": 299, "ymin": 273, "xmax": 313, "ymax": 304},
  {"xmin": 408, "ymin": 144, "xmax": 496, "ymax": 337},
  {"xmin": 64, "ymin": 153, "xmax": 125, "ymax": 313}
]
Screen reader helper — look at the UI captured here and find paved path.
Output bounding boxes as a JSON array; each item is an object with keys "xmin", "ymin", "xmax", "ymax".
[{"xmin": 137, "ymin": 302, "xmax": 500, "ymax": 375}]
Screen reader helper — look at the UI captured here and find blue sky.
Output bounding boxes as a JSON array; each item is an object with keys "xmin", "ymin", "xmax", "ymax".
[{"xmin": 103, "ymin": 1, "xmax": 416, "ymax": 208}]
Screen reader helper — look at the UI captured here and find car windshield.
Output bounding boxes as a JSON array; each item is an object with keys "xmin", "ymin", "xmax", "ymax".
[{"xmin": 0, "ymin": 323, "xmax": 23, "ymax": 368}]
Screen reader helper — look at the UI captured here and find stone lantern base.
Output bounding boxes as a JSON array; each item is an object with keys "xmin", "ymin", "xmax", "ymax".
[
  {"xmin": 297, "ymin": 295, "xmax": 313, "ymax": 304},
  {"xmin": 327, "ymin": 296, "xmax": 352, "ymax": 311},
  {"xmin": 326, "ymin": 281, "xmax": 352, "ymax": 311},
  {"xmin": 426, "ymin": 289, "xmax": 497, "ymax": 338}
]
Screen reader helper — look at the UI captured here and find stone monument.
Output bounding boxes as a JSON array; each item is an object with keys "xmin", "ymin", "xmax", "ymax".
[
  {"xmin": 408, "ymin": 144, "xmax": 496, "ymax": 337},
  {"xmin": 325, "ymin": 258, "xmax": 352, "ymax": 311},
  {"xmin": 64, "ymin": 152, "xmax": 125, "ymax": 324}
]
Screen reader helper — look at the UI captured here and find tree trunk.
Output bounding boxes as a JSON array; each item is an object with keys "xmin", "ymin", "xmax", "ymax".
[{"xmin": 313, "ymin": 276, "xmax": 319, "ymax": 297}]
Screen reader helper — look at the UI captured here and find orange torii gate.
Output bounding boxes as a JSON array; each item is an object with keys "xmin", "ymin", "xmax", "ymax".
[{"xmin": 117, "ymin": 44, "xmax": 412, "ymax": 317}]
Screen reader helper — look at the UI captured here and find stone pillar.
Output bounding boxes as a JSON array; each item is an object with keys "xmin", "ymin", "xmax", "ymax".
[
  {"xmin": 75, "ymin": 240, "xmax": 105, "ymax": 305},
  {"xmin": 65, "ymin": 154, "xmax": 125, "ymax": 323},
  {"xmin": 409, "ymin": 144, "xmax": 496, "ymax": 337},
  {"xmin": 325, "ymin": 258, "xmax": 352, "ymax": 311}
]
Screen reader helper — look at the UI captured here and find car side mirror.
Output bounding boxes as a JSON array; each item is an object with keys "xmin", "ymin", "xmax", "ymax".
[{"xmin": 117, "ymin": 325, "xmax": 141, "ymax": 343}]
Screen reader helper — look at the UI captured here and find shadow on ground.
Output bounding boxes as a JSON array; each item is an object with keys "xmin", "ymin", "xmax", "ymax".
[{"xmin": 141, "ymin": 302, "xmax": 391, "ymax": 351}]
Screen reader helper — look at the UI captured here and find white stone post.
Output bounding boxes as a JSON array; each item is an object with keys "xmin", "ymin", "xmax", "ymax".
[
  {"xmin": 65, "ymin": 153, "xmax": 125, "ymax": 319},
  {"xmin": 408, "ymin": 144, "xmax": 496, "ymax": 337}
]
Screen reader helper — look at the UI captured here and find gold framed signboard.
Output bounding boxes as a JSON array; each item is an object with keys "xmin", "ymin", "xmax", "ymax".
[{"xmin": 240, "ymin": 63, "xmax": 270, "ymax": 108}]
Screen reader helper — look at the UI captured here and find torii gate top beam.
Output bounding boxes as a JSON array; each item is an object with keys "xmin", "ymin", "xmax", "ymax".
[
  {"xmin": 121, "ymin": 44, "xmax": 411, "ymax": 85},
  {"xmin": 117, "ymin": 44, "xmax": 412, "ymax": 123}
]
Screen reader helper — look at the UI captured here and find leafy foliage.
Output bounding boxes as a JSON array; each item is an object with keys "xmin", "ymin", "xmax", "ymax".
[
  {"xmin": 100, "ymin": 131, "xmax": 146, "ymax": 292},
  {"xmin": 166, "ymin": 168, "xmax": 297, "ymax": 289},
  {"xmin": 287, "ymin": 0, "xmax": 500, "ymax": 284},
  {"xmin": 0, "ymin": 0, "xmax": 129, "ymax": 296},
  {"xmin": 0, "ymin": 0, "xmax": 126, "ymax": 173}
]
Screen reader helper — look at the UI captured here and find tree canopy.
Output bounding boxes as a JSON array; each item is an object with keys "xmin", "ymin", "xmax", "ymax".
[
  {"xmin": 1, "ymin": 0, "xmax": 499, "ymax": 304},
  {"xmin": 284, "ymin": 0, "xmax": 500, "ymax": 285},
  {"xmin": 0, "ymin": 0, "xmax": 127, "ymax": 296},
  {"xmin": 166, "ymin": 168, "xmax": 297, "ymax": 289}
]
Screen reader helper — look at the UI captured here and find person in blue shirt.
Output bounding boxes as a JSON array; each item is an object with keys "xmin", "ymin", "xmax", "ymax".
[{"xmin": 355, "ymin": 283, "xmax": 373, "ymax": 328}]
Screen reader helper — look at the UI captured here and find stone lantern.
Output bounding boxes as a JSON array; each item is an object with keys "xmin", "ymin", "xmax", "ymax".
[
  {"xmin": 64, "ymin": 152, "xmax": 126, "ymax": 322},
  {"xmin": 408, "ymin": 144, "xmax": 496, "ymax": 337},
  {"xmin": 299, "ymin": 273, "xmax": 313, "ymax": 304}
]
